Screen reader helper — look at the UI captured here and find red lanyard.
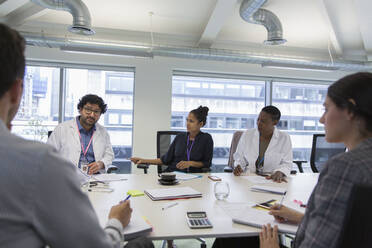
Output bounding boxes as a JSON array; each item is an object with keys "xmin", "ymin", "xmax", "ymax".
[{"xmin": 76, "ymin": 123, "xmax": 95, "ymax": 158}]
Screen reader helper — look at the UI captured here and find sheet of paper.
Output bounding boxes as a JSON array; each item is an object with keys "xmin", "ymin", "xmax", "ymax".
[
  {"xmin": 173, "ymin": 172, "xmax": 202, "ymax": 180},
  {"xmin": 241, "ymin": 175, "xmax": 284, "ymax": 184},
  {"xmin": 92, "ymin": 173, "xmax": 128, "ymax": 182},
  {"xmin": 217, "ymin": 201, "xmax": 256, "ymax": 218}
]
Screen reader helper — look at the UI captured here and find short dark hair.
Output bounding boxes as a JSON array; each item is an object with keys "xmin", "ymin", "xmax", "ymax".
[
  {"xmin": 0, "ymin": 23, "xmax": 25, "ymax": 98},
  {"xmin": 190, "ymin": 106, "xmax": 209, "ymax": 127},
  {"xmin": 328, "ymin": 72, "xmax": 372, "ymax": 133},
  {"xmin": 77, "ymin": 94, "xmax": 107, "ymax": 114},
  {"xmin": 261, "ymin": 105, "xmax": 281, "ymax": 122}
]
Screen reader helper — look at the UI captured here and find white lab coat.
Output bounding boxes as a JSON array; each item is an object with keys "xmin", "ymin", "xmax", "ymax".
[
  {"xmin": 233, "ymin": 127, "xmax": 293, "ymax": 176},
  {"xmin": 47, "ymin": 118, "xmax": 114, "ymax": 172}
]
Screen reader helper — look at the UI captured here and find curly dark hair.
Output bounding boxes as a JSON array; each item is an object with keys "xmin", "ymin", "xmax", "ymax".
[
  {"xmin": 77, "ymin": 94, "xmax": 107, "ymax": 114},
  {"xmin": 0, "ymin": 24, "xmax": 25, "ymax": 98},
  {"xmin": 190, "ymin": 106, "xmax": 209, "ymax": 127}
]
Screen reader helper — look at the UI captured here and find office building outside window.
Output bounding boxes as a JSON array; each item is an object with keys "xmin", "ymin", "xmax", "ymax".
[
  {"xmin": 12, "ymin": 66, "xmax": 60, "ymax": 142},
  {"xmin": 171, "ymin": 74, "xmax": 265, "ymax": 171},
  {"xmin": 272, "ymin": 82, "xmax": 329, "ymax": 170}
]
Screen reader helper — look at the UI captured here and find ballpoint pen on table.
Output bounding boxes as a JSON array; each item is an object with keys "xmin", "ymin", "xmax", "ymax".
[
  {"xmin": 162, "ymin": 202, "xmax": 178, "ymax": 210},
  {"xmin": 87, "ymin": 188, "xmax": 114, "ymax": 193}
]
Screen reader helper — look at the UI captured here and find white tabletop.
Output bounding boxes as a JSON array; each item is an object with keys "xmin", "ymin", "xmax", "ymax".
[{"xmin": 87, "ymin": 173, "xmax": 318, "ymax": 240}]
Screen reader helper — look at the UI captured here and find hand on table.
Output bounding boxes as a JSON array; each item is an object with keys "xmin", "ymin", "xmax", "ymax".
[
  {"xmin": 176, "ymin": 161, "xmax": 191, "ymax": 170},
  {"xmin": 233, "ymin": 165, "xmax": 244, "ymax": 176},
  {"xmin": 268, "ymin": 204, "xmax": 304, "ymax": 224},
  {"xmin": 109, "ymin": 200, "xmax": 132, "ymax": 228},
  {"xmin": 259, "ymin": 224, "xmax": 280, "ymax": 248},
  {"xmin": 266, "ymin": 171, "xmax": 287, "ymax": 183},
  {"xmin": 88, "ymin": 161, "xmax": 104, "ymax": 174}
]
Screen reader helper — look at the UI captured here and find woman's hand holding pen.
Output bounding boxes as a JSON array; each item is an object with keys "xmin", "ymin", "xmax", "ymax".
[{"xmin": 268, "ymin": 204, "xmax": 303, "ymax": 224}]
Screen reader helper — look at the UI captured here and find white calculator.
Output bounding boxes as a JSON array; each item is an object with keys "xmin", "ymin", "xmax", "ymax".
[{"xmin": 186, "ymin": 211, "xmax": 213, "ymax": 229}]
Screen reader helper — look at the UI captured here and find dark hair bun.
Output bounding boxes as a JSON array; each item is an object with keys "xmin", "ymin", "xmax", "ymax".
[{"xmin": 191, "ymin": 105, "xmax": 209, "ymax": 127}]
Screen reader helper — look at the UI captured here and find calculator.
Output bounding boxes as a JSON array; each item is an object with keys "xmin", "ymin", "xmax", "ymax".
[{"xmin": 186, "ymin": 211, "xmax": 213, "ymax": 229}]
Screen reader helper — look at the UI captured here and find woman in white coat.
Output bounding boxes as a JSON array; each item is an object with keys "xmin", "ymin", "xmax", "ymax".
[{"xmin": 233, "ymin": 106, "xmax": 292, "ymax": 182}]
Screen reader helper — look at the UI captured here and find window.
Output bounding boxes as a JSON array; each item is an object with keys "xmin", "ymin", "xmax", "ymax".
[
  {"xmin": 12, "ymin": 64, "xmax": 134, "ymax": 173},
  {"xmin": 12, "ymin": 66, "xmax": 60, "ymax": 142},
  {"xmin": 272, "ymin": 82, "xmax": 329, "ymax": 168},
  {"xmin": 171, "ymin": 74, "xmax": 265, "ymax": 171}
]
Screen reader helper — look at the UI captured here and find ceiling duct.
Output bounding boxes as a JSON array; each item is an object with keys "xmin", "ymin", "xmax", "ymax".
[
  {"xmin": 24, "ymin": 35, "xmax": 372, "ymax": 71},
  {"xmin": 240, "ymin": 0, "xmax": 286, "ymax": 45},
  {"xmin": 31, "ymin": 0, "xmax": 95, "ymax": 35}
]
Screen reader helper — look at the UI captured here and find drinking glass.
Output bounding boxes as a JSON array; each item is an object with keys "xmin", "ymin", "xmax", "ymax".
[{"xmin": 214, "ymin": 181, "xmax": 230, "ymax": 200}]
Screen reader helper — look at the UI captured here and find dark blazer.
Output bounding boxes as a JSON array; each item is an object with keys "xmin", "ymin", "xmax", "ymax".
[{"xmin": 160, "ymin": 131, "xmax": 213, "ymax": 173}]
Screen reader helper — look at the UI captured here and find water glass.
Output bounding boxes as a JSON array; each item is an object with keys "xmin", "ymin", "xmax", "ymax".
[{"xmin": 214, "ymin": 181, "xmax": 230, "ymax": 200}]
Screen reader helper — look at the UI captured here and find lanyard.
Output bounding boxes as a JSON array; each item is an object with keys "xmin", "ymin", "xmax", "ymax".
[
  {"xmin": 186, "ymin": 135, "xmax": 195, "ymax": 161},
  {"xmin": 76, "ymin": 122, "xmax": 95, "ymax": 158}
]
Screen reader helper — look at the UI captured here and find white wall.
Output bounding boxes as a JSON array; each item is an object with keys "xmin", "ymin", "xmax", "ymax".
[{"xmin": 25, "ymin": 46, "xmax": 348, "ymax": 173}]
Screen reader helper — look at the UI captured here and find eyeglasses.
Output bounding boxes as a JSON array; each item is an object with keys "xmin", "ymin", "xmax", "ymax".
[{"xmin": 83, "ymin": 107, "xmax": 101, "ymax": 115}]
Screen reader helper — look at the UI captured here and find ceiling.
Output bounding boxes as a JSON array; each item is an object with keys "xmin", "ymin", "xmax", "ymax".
[{"xmin": 1, "ymin": 0, "xmax": 372, "ymax": 65}]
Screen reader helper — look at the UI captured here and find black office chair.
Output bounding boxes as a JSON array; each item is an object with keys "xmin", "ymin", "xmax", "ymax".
[
  {"xmin": 310, "ymin": 134, "xmax": 346, "ymax": 173},
  {"xmin": 137, "ymin": 131, "xmax": 184, "ymax": 174},
  {"xmin": 337, "ymin": 184, "xmax": 372, "ymax": 248}
]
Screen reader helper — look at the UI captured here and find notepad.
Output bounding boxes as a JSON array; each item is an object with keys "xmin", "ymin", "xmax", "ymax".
[
  {"xmin": 123, "ymin": 212, "xmax": 153, "ymax": 240},
  {"xmin": 232, "ymin": 207, "xmax": 298, "ymax": 235},
  {"xmin": 173, "ymin": 172, "xmax": 202, "ymax": 181},
  {"xmin": 127, "ymin": 189, "xmax": 145, "ymax": 197},
  {"xmin": 144, "ymin": 187, "xmax": 202, "ymax": 201},
  {"xmin": 250, "ymin": 185, "xmax": 287, "ymax": 195}
]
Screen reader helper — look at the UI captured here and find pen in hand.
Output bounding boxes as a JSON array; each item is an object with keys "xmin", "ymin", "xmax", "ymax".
[
  {"xmin": 120, "ymin": 194, "xmax": 131, "ymax": 204},
  {"xmin": 279, "ymin": 191, "xmax": 287, "ymax": 207}
]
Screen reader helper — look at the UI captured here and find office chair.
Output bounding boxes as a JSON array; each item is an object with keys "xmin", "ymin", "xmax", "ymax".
[
  {"xmin": 223, "ymin": 130, "xmax": 303, "ymax": 174},
  {"xmin": 137, "ymin": 131, "xmax": 184, "ymax": 174},
  {"xmin": 310, "ymin": 134, "xmax": 346, "ymax": 173},
  {"xmin": 337, "ymin": 184, "xmax": 372, "ymax": 248},
  {"xmin": 224, "ymin": 131, "xmax": 244, "ymax": 172}
]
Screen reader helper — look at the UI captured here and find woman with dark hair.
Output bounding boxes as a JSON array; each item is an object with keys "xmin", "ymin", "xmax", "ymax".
[
  {"xmin": 233, "ymin": 105, "xmax": 292, "ymax": 183},
  {"xmin": 260, "ymin": 72, "xmax": 372, "ymax": 248},
  {"xmin": 131, "ymin": 106, "xmax": 214, "ymax": 173}
]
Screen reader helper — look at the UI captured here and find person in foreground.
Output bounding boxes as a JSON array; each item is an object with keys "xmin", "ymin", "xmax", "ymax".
[
  {"xmin": 0, "ymin": 24, "xmax": 152, "ymax": 248},
  {"xmin": 260, "ymin": 72, "xmax": 372, "ymax": 248},
  {"xmin": 48, "ymin": 94, "xmax": 114, "ymax": 175},
  {"xmin": 233, "ymin": 106, "xmax": 292, "ymax": 182},
  {"xmin": 130, "ymin": 106, "xmax": 213, "ymax": 173}
]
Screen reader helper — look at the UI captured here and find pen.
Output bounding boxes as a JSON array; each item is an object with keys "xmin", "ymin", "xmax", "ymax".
[
  {"xmin": 162, "ymin": 202, "xmax": 178, "ymax": 210},
  {"xmin": 279, "ymin": 191, "xmax": 287, "ymax": 207},
  {"xmin": 124, "ymin": 194, "xmax": 131, "ymax": 202}
]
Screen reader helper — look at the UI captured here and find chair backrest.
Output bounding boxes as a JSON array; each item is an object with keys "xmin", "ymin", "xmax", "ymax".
[
  {"xmin": 310, "ymin": 134, "xmax": 345, "ymax": 173},
  {"xmin": 157, "ymin": 131, "xmax": 184, "ymax": 174},
  {"xmin": 227, "ymin": 131, "xmax": 244, "ymax": 168},
  {"xmin": 337, "ymin": 184, "xmax": 372, "ymax": 248}
]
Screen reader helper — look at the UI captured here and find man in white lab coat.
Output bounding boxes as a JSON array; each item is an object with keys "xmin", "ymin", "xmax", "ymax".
[{"xmin": 48, "ymin": 94, "xmax": 114, "ymax": 174}]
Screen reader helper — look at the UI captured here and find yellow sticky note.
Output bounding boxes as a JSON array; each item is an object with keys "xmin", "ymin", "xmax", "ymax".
[{"xmin": 127, "ymin": 190, "xmax": 144, "ymax": 197}]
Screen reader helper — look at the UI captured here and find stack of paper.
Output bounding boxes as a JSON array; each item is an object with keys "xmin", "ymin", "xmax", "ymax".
[
  {"xmin": 232, "ymin": 207, "xmax": 298, "ymax": 235},
  {"xmin": 123, "ymin": 212, "xmax": 152, "ymax": 240},
  {"xmin": 174, "ymin": 171, "xmax": 202, "ymax": 181},
  {"xmin": 250, "ymin": 185, "xmax": 287, "ymax": 195},
  {"xmin": 145, "ymin": 187, "xmax": 202, "ymax": 201},
  {"xmin": 92, "ymin": 173, "xmax": 128, "ymax": 182}
]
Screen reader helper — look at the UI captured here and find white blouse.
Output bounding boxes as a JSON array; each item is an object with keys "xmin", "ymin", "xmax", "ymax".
[{"xmin": 233, "ymin": 127, "xmax": 293, "ymax": 176}]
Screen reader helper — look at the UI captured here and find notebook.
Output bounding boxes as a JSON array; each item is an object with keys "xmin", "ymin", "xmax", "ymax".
[
  {"xmin": 144, "ymin": 187, "xmax": 202, "ymax": 201},
  {"xmin": 250, "ymin": 185, "xmax": 287, "ymax": 195},
  {"xmin": 123, "ymin": 212, "xmax": 153, "ymax": 240},
  {"xmin": 232, "ymin": 207, "xmax": 298, "ymax": 235}
]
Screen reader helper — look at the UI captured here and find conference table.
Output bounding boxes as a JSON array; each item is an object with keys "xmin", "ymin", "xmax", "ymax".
[{"xmin": 87, "ymin": 173, "xmax": 318, "ymax": 240}]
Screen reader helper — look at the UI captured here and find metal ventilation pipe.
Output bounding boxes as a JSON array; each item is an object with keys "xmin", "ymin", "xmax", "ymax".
[
  {"xmin": 240, "ymin": 0, "xmax": 286, "ymax": 45},
  {"xmin": 31, "ymin": 0, "xmax": 95, "ymax": 35}
]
